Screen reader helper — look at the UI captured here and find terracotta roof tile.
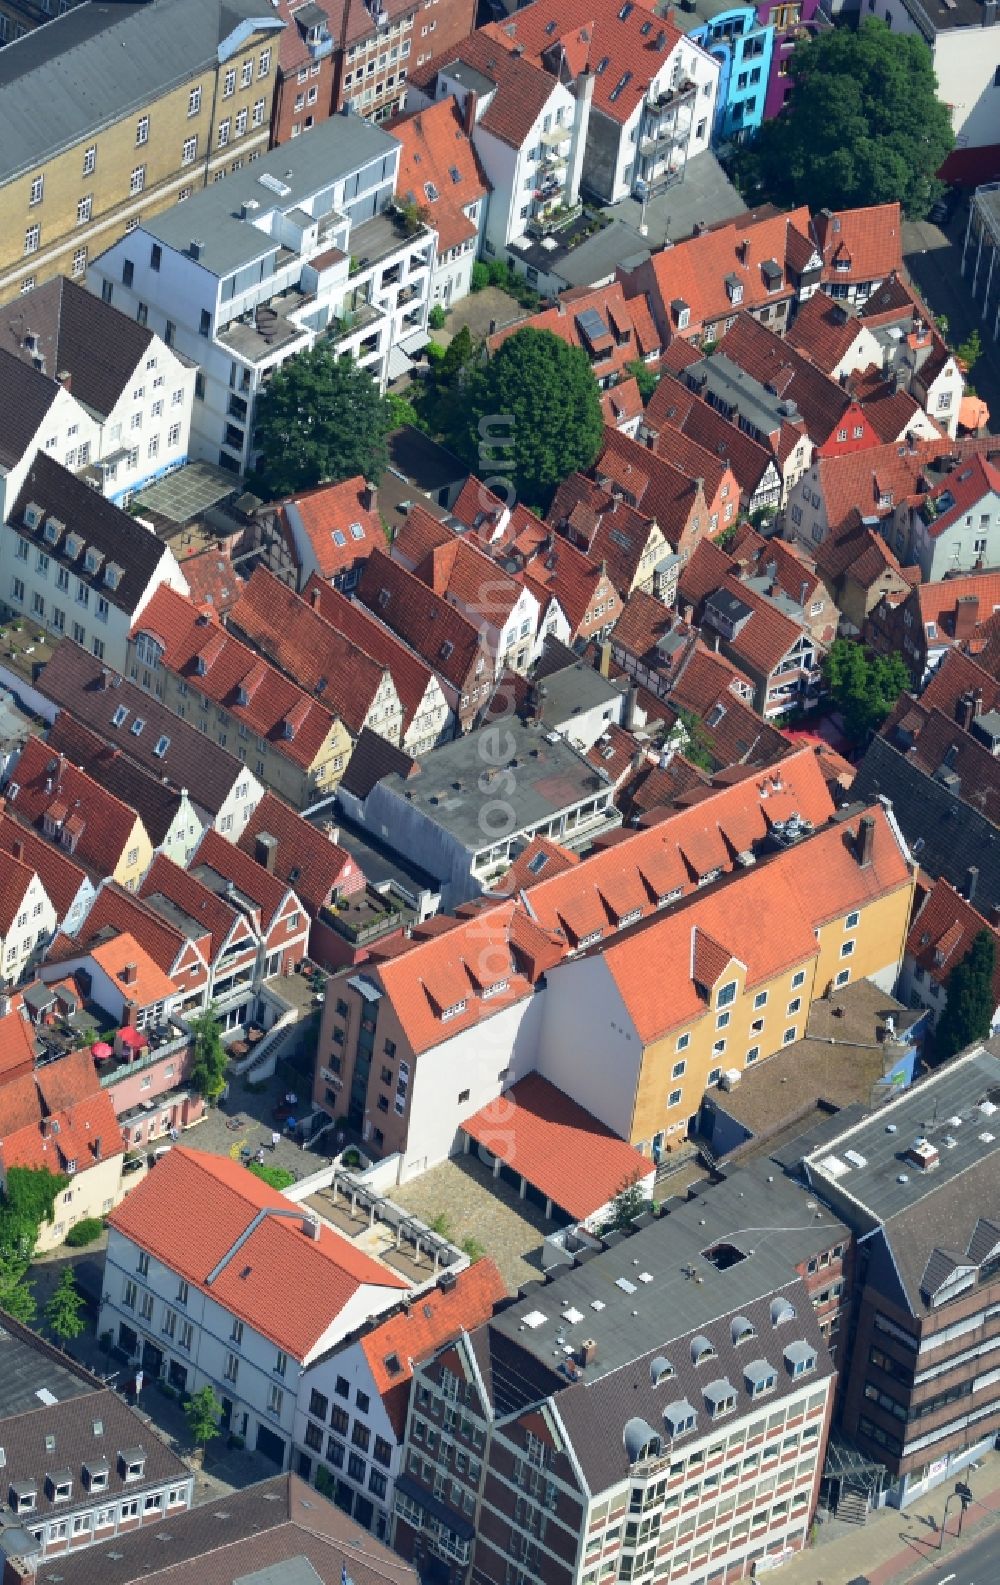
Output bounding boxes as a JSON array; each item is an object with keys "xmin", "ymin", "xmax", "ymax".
[
  {"xmin": 463, "ymin": 1074, "xmax": 653, "ymax": 1221},
  {"xmin": 237, "ymin": 793, "xmax": 362, "ymax": 917},
  {"xmin": 134, "ymin": 587, "xmax": 338, "ymax": 770},
  {"xmin": 301, "ymin": 575, "xmax": 439, "ymax": 738},
  {"xmin": 922, "ymin": 453, "xmax": 1000, "ymax": 540},
  {"xmin": 277, "ymin": 475, "xmax": 381, "ymax": 582},
  {"xmin": 191, "ymin": 827, "xmax": 294, "ymax": 927},
  {"xmin": 359, "ymin": 1259, "xmax": 507, "ymax": 1434},
  {"xmin": 108, "ymin": 1147, "xmax": 406, "ymax": 1358},
  {"xmin": 7, "ymin": 735, "xmax": 144, "ymax": 877},
  {"xmin": 0, "ymin": 993, "xmax": 37, "ymax": 1088},
  {"xmin": 0, "ymin": 1056, "xmax": 121, "ymax": 1175},
  {"xmin": 390, "ymin": 99, "xmax": 488, "ymax": 257},
  {"xmin": 87, "ymin": 931, "xmax": 180, "ymax": 1009},
  {"xmin": 484, "ymin": 0, "xmax": 682, "ymax": 125},
  {"xmin": 356, "ymin": 548, "xmax": 488, "ymax": 691},
  {"xmin": 785, "ymin": 291, "xmax": 868, "ymax": 372},
  {"xmin": 488, "ymin": 283, "xmax": 660, "ymax": 387},
  {"xmin": 68, "ymin": 880, "xmax": 193, "ymax": 978},
  {"xmin": 409, "ymin": 32, "xmax": 558, "ymax": 150},
  {"xmin": 47, "ymin": 713, "xmax": 186, "ymax": 848},
  {"xmin": 647, "ymin": 372, "xmax": 776, "ymax": 502},
  {"xmin": 716, "ymin": 314, "xmax": 854, "ymax": 447},
  {"xmin": 0, "ymin": 811, "xmax": 87, "ymax": 923},
  {"xmin": 907, "ymin": 876, "xmax": 1000, "ymax": 998},
  {"xmin": 815, "ymin": 202, "xmax": 902, "ymax": 286},
  {"xmin": 140, "ymin": 853, "xmax": 248, "ymax": 964}
]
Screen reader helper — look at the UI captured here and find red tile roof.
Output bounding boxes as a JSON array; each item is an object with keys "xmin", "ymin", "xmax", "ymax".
[
  {"xmin": 488, "ymin": 283, "xmax": 661, "ymax": 386},
  {"xmin": 0, "ymin": 812, "xmax": 88, "ymax": 924},
  {"xmin": 228, "ymin": 568, "xmax": 393, "ymax": 737},
  {"xmin": 919, "ymin": 647, "xmax": 1000, "ymax": 719},
  {"xmin": 301, "ymin": 575, "xmax": 440, "ymax": 741},
  {"xmin": 390, "ymin": 98, "xmax": 488, "ymax": 256},
  {"xmin": 595, "ymin": 426, "xmax": 712, "ymax": 552},
  {"xmin": 710, "ymin": 574, "xmax": 807, "ymax": 679},
  {"xmin": 647, "ymin": 372, "xmax": 776, "ymax": 502},
  {"xmin": 813, "ymin": 513, "xmax": 911, "ymax": 593},
  {"xmin": 7, "ymin": 735, "xmax": 144, "ymax": 877},
  {"xmin": 785, "ymin": 291, "xmax": 869, "ymax": 373},
  {"xmin": 237, "ymin": 793, "xmax": 362, "ymax": 916},
  {"xmin": 548, "ymin": 471, "xmax": 661, "ymax": 593},
  {"xmin": 603, "ymin": 805, "xmax": 909, "ymax": 1042},
  {"xmin": 625, "ymin": 206, "xmax": 812, "ymax": 335},
  {"xmin": 409, "ymin": 31, "xmax": 559, "ymax": 150},
  {"xmin": 518, "ymin": 747, "xmax": 834, "ymax": 947},
  {"xmin": 814, "ymin": 203, "xmax": 902, "ymax": 286},
  {"xmin": 0, "ymin": 1047, "xmax": 122, "ymax": 1174},
  {"xmin": 922, "ymin": 453, "xmax": 1000, "ymax": 539},
  {"xmin": 0, "ymin": 848, "xmax": 37, "ymax": 936},
  {"xmin": 356, "ymin": 548, "xmax": 488, "ymax": 692},
  {"xmin": 906, "ymin": 876, "xmax": 1000, "ymax": 999},
  {"xmin": 492, "ymin": 835, "xmax": 579, "ymax": 896},
  {"xmin": 359, "ymin": 1260, "xmax": 507, "ymax": 1434},
  {"xmin": 277, "ymin": 475, "xmax": 381, "ymax": 582},
  {"xmin": 484, "ymin": 0, "xmax": 682, "ymax": 125},
  {"xmin": 69, "ymin": 881, "xmax": 194, "ymax": 979},
  {"xmin": 601, "ymin": 377, "xmax": 645, "ymax": 430},
  {"xmin": 716, "ymin": 314, "xmax": 855, "ymax": 447},
  {"xmin": 463, "ymin": 1073, "xmax": 653, "ymax": 1221},
  {"xmin": 140, "ymin": 854, "xmax": 246, "ymax": 965},
  {"xmin": 108, "ymin": 1147, "xmax": 407, "ymax": 1358},
  {"xmin": 0, "ymin": 994, "xmax": 36, "ymax": 1090},
  {"xmin": 88, "ymin": 931, "xmax": 180, "ymax": 1010},
  {"xmin": 191, "ymin": 828, "xmax": 294, "ymax": 928},
  {"xmin": 806, "ymin": 439, "xmax": 941, "ymax": 533},
  {"xmin": 134, "ymin": 587, "xmax": 338, "ymax": 770}
]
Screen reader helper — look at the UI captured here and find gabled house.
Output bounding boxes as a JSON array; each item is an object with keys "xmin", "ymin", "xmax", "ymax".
[
  {"xmin": 47, "ymin": 714, "xmax": 205, "ymax": 869},
  {"xmin": 0, "ymin": 1048, "xmax": 124, "ymax": 1251},
  {"xmin": 0, "ymin": 275, "xmax": 196, "ymax": 505},
  {"xmin": 100, "ymin": 1147, "xmax": 408, "ymax": 1469},
  {"xmin": 549, "ymin": 471, "xmax": 673, "ymax": 599},
  {"xmin": 128, "ymin": 587, "xmax": 354, "ymax": 810},
  {"xmin": 302, "ymin": 576, "xmax": 455, "ymax": 755},
  {"xmin": 391, "ymin": 507, "xmax": 541, "ymax": 676},
  {"xmin": 859, "ymin": 274, "xmax": 963, "ymax": 441},
  {"xmin": 904, "ymin": 452, "xmax": 1000, "ymax": 580},
  {"xmin": 390, "ymin": 98, "xmax": 489, "ymax": 310},
  {"xmin": 407, "ymin": 31, "xmax": 586, "ymax": 264},
  {"xmin": 39, "ymin": 929, "xmax": 181, "ymax": 1036},
  {"xmin": 293, "ymin": 1260, "xmax": 506, "ymax": 1535},
  {"xmin": 356, "ymin": 548, "xmax": 494, "ymax": 731},
  {"xmin": 0, "ymin": 844, "xmax": 56, "ymax": 987},
  {"xmin": 617, "ymin": 204, "xmax": 814, "ymax": 346},
  {"xmin": 866, "ymin": 572, "xmax": 1000, "ymax": 685},
  {"xmin": 784, "ymin": 436, "xmax": 941, "ymax": 557},
  {"xmin": 0, "ymin": 810, "xmax": 96, "ymax": 941},
  {"xmin": 37, "ymin": 638, "xmax": 265, "ymax": 841},
  {"xmin": 63, "ymin": 879, "xmax": 212, "ymax": 1022},
  {"xmin": 189, "ymin": 828, "xmax": 310, "ymax": 981},
  {"xmin": 139, "ymin": 854, "xmax": 264, "ymax": 1022},
  {"xmin": 227, "ymin": 568, "xmax": 404, "ymax": 747},
  {"xmin": 237, "ymin": 792, "xmax": 366, "ymax": 968},
  {"xmin": 643, "ymin": 370, "xmax": 783, "ymax": 512},
  {"xmin": 483, "ymin": 0, "xmax": 718, "ymax": 205},
  {"xmin": 265, "ymin": 475, "xmax": 382, "ymax": 594},
  {"xmin": 815, "ymin": 202, "xmax": 903, "ymax": 304},
  {"xmin": 697, "ymin": 574, "xmax": 822, "ymax": 718},
  {"xmin": 5, "ymin": 735, "xmax": 154, "ymax": 890},
  {"xmin": 899, "ymin": 876, "xmax": 1000, "ymax": 1036},
  {"xmin": 813, "ymin": 514, "xmax": 915, "ymax": 638},
  {"xmin": 4, "ymin": 454, "xmax": 189, "ymax": 673}
]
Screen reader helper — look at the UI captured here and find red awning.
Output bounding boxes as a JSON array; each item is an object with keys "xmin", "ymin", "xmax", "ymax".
[{"xmin": 118, "ymin": 1027, "xmax": 148, "ymax": 1050}]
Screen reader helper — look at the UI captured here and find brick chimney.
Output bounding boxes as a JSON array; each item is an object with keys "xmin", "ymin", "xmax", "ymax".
[
  {"xmin": 953, "ymin": 594, "xmax": 980, "ymax": 641},
  {"xmin": 121, "ymin": 962, "xmax": 138, "ymax": 986},
  {"xmin": 56, "ymin": 370, "xmax": 72, "ymax": 393},
  {"xmin": 10, "ymin": 838, "xmax": 22, "ymax": 863},
  {"xmin": 255, "ymin": 832, "xmax": 278, "ymax": 873},
  {"xmin": 310, "ymin": 586, "xmax": 321, "ymax": 611},
  {"xmin": 360, "ymin": 481, "xmax": 377, "ymax": 514},
  {"xmin": 856, "ymin": 814, "xmax": 876, "ymax": 868},
  {"xmin": 462, "ymin": 89, "xmax": 478, "ymax": 137},
  {"xmin": 956, "ymin": 690, "xmax": 976, "ymax": 731}
]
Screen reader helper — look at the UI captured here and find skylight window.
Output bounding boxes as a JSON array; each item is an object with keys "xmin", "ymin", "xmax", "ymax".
[
  {"xmin": 332, "ymin": 530, "xmax": 347, "ymax": 547},
  {"xmin": 111, "ymin": 705, "xmax": 128, "ymax": 728},
  {"xmin": 424, "ymin": 181, "xmax": 439, "ymax": 202},
  {"xmin": 348, "ymin": 521, "xmax": 365, "ymax": 540},
  {"xmin": 153, "ymin": 735, "xmax": 170, "ymax": 757},
  {"xmin": 130, "ymin": 718, "xmax": 145, "ymax": 736}
]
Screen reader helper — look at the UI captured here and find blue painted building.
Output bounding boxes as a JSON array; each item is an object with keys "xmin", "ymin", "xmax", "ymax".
[{"xmin": 675, "ymin": 0, "xmax": 774, "ymax": 145}]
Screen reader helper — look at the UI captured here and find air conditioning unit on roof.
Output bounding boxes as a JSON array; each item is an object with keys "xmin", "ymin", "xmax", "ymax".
[{"xmin": 719, "ymin": 1068, "xmax": 742, "ymax": 1092}]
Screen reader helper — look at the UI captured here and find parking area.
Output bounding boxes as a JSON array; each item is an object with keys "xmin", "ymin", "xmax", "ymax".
[
  {"xmin": 903, "ymin": 210, "xmax": 1000, "ymax": 422},
  {"xmin": 392, "ymin": 1152, "xmax": 553, "ymax": 1294}
]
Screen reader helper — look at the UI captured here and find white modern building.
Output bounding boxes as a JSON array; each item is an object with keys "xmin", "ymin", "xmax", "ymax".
[{"xmin": 87, "ymin": 115, "xmax": 436, "ymax": 476}]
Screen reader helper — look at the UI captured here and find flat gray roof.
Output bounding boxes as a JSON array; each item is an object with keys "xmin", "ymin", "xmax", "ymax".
[
  {"xmin": 536, "ymin": 661, "xmax": 625, "ymax": 730},
  {"xmin": 374, "ymin": 718, "xmax": 612, "ymax": 854},
  {"xmin": 805, "ymin": 1043, "xmax": 1000, "ymax": 1226},
  {"xmin": 491, "ymin": 1158, "xmax": 848, "ymax": 1384},
  {"xmin": 690, "ymin": 352, "xmax": 793, "ymax": 438},
  {"xmin": 0, "ymin": 0, "xmax": 282, "ymax": 185},
  {"xmin": 0, "ymin": 1324, "xmax": 95, "ymax": 1419},
  {"xmin": 137, "ymin": 113, "xmax": 399, "ymax": 278}
]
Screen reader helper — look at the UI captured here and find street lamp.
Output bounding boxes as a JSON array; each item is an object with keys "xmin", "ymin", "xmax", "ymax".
[{"xmin": 938, "ymin": 1479, "xmax": 974, "ymax": 1548}]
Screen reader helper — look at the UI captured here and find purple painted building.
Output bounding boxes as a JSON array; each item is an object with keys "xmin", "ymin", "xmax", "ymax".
[{"xmin": 757, "ymin": 0, "xmax": 831, "ymax": 119}]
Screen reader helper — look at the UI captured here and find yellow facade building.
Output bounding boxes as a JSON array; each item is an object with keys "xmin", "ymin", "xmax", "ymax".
[{"xmin": 0, "ymin": 0, "xmax": 283, "ymax": 301}]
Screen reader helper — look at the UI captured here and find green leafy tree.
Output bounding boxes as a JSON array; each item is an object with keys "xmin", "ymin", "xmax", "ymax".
[
  {"xmin": 45, "ymin": 1266, "xmax": 87, "ymax": 1345},
  {"xmin": 956, "ymin": 330, "xmax": 982, "ymax": 372},
  {"xmin": 936, "ymin": 930, "xmax": 997, "ymax": 1061},
  {"xmin": 185, "ymin": 1385, "xmax": 223, "ymax": 1452},
  {"xmin": 189, "ymin": 1007, "xmax": 227, "ymax": 1103},
  {"xmin": 252, "ymin": 347, "xmax": 393, "ymax": 499},
  {"xmin": 385, "ymin": 391, "xmax": 421, "ymax": 430},
  {"xmin": 470, "ymin": 261, "xmax": 489, "ymax": 292},
  {"xmin": 428, "ymin": 303, "xmax": 446, "ymax": 330},
  {"xmin": 625, "ymin": 359, "xmax": 658, "ymax": 404},
  {"xmin": 422, "ymin": 326, "xmax": 481, "ymax": 436},
  {"xmin": 822, "ymin": 639, "xmax": 909, "ymax": 744},
  {"xmin": 735, "ymin": 19, "xmax": 954, "ymax": 219},
  {"xmin": 0, "ymin": 1249, "xmax": 35, "ymax": 1323},
  {"xmin": 449, "ymin": 328, "xmax": 604, "ymax": 510},
  {"xmin": 608, "ymin": 1174, "xmax": 646, "ymax": 1233}
]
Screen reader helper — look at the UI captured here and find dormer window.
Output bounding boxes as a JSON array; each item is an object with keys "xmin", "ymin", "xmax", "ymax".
[
  {"xmin": 10, "ymin": 1482, "xmax": 36, "ymax": 1513},
  {"xmin": 440, "ymin": 999, "xmax": 467, "ymax": 1021},
  {"xmin": 65, "ymin": 533, "xmax": 83, "ymax": 559},
  {"xmin": 47, "ymin": 1471, "xmax": 73, "ymax": 1502},
  {"xmin": 725, "ymin": 274, "xmax": 743, "ymax": 304},
  {"xmin": 480, "ymin": 979, "xmax": 509, "ymax": 1000},
  {"xmin": 44, "ymin": 516, "xmax": 64, "ymax": 546},
  {"xmin": 105, "ymin": 562, "xmax": 124, "ymax": 591},
  {"xmin": 84, "ymin": 547, "xmax": 104, "ymax": 576},
  {"xmin": 835, "ymin": 258, "xmax": 851, "ymax": 273},
  {"xmin": 23, "ymin": 503, "xmax": 43, "ymax": 531},
  {"xmin": 119, "ymin": 1449, "xmax": 146, "ymax": 1482},
  {"xmin": 83, "ymin": 1460, "xmax": 109, "ymax": 1492}
]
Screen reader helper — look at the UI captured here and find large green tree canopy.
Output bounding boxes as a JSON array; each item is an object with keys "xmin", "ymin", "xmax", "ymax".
[
  {"xmin": 253, "ymin": 346, "xmax": 393, "ymax": 500},
  {"xmin": 449, "ymin": 328, "xmax": 605, "ymax": 511},
  {"xmin": 737, "ymin": 18, "xmax": 954, "ymax": 218}
]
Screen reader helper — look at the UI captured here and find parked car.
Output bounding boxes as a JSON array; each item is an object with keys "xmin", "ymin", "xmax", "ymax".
[{"xmin": 929, "ymin": 187, "xmax": 960, "ymax": 226}]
